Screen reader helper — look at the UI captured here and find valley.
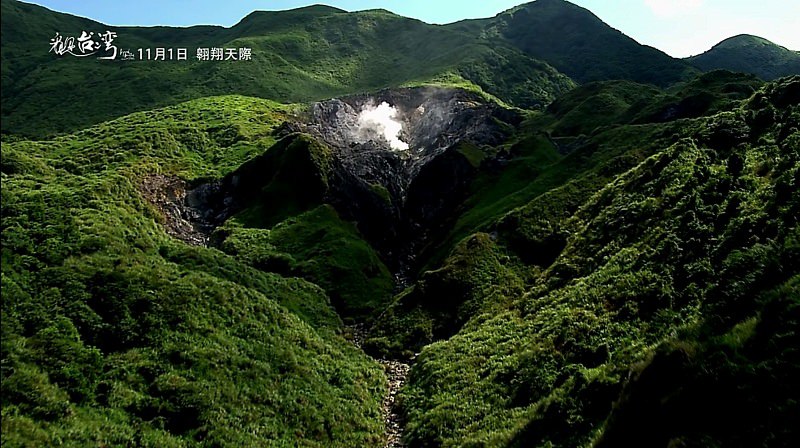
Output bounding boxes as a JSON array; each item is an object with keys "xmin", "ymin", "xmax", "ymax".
[{"xmin": 1, "ymin": 1, "xmax": 799, "ymax": 447}]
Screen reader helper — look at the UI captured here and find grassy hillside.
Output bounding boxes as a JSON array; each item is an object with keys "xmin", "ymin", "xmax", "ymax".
[
  {"xmin": 688, "ymin": 34, "xmax": 800, "ymax": 81},
  {"xmin": 393, "ymin": 70, "xmax": 765, "ymax": 277},
  {"xmin": 3, "ymin": 2, "xmax": 798, "ymax": 446},
  {"xmin": 367, "ymin": 119, "xmax": 691, "ymax": 357},
  {"xmin": 0, "ymin": 95, "xmax": 389, "ymax": 446},
  {"xmin": 220, "ymin": 203, "xmax": 395, "ymax": 320},
  {"xmin": 0, "ymin": 0, "xmax": 573, "ymax": 137},
  {"xmin": 396, "ymin": 76, "xmax": 800, "ymax": 447},
  {"xmin": 534, "ymin": 70, "xmax": 765, "ymax": 136},
  {"xmin": 539, "ymin": 80, "xmax": 664, "ymax": 136},
  {"xmin": 4, "ymin": 75, "xmax": 796, "ymax": 448}
]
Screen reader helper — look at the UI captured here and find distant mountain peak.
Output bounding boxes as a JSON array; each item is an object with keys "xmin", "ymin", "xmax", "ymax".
[
  {"xmin": 232, "ymin": 5, "xmax": 346, "ymax": 32},
  {"xmin": 272, "ymin": 4, "xmax": 346, "ymax": 14},
  {"xmin": 714, "ymin": 34, "xmax": 782, "ymax": 50},
  {"xmin": 521, "ymin": 0, "xmax": 574, "ymax": 6},
  {"xmin": 236, "ymin": 4, "xmax": 345, "ymax": 24},
  {"xmin": 351, "ymin": 8, "xmax": 405, "ymax": 18},
  {"xmin": 688, "ymin": 34, "xmax": 800, "ymax": 80},
  {"xmin": 506, "ymin": 0, "xmax": 595, "ymax": 16},
  {"xmin": 467, "ymin": 0, "xmax": 696, "ymax": 86}
]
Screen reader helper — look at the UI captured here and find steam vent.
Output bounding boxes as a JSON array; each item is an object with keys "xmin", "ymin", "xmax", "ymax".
[{"xmin": 304, "ymin": 87, "xmax": 522, "ymax": 272}]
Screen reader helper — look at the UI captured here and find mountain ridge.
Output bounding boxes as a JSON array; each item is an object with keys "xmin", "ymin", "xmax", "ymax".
[
  {"xmin": 1, "ymin": 0, "xmax": 575, "ymax": 137},
  {"xmin": 8, "ymin": 0, "xmax": 791, "ymax": 139}
]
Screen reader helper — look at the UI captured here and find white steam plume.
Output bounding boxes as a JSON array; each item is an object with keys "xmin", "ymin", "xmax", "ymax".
[{"xmin": 357, "ymin": 102, "xmax": 409, "ymax": 151}]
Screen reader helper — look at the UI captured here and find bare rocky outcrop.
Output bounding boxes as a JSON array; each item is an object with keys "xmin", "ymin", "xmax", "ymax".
[
  {"xmin": 305, "ymin": 87, "xmax": 523, "ymax": 275},
  {"xmin": 382, "ymin": 360, "xmax": 411, "ymax": 448},
  {"xmin": 140, "ymin": 87, "xmax": 521, "ymax": 268},
  {"xmin": 305, "ymin": 86, "xmax": 520, "ymax": 194},
  {"xmin": 138, "ymin": 175, "xmax": 218, "ymax": 246}
]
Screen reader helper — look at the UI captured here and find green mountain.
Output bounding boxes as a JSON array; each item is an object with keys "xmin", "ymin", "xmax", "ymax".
[
  {"xmin": 3, "ymin": 0, "xmax": 713, "ymax": 138},
  {"xmin": 450, "ymin": 0, "xmax": 699, "ymax": 86},
  {"xmin": 0, "ymin": 0, "xmax": 574, "ymax": 137},
  {"xmin": 2, "ymin": 1, "xmax": 799, "ymax": 447},
  {"xmin": 687, "ymin": 34, "xmax": 800, "ymax": 80}
]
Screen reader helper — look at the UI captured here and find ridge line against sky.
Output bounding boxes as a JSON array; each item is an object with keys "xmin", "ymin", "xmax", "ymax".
[{"xmin": 21, "ymin": 0, "xmax": 800, "ymax": 58}]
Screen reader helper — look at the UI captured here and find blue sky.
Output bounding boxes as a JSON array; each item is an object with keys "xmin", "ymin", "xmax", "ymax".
[{"xmin": 25, "ymin": 0, "xmax": 800, "ymax": 57}]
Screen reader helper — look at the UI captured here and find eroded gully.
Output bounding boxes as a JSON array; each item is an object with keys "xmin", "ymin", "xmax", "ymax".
[{"xmin": 348, "ymin": 324, "xmax": 412, "ymax": 448}]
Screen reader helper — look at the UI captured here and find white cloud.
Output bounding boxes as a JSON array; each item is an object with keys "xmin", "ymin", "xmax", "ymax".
[{"xmin": 645, "ymin": 0, "xmax": 704, "ymax": 18}]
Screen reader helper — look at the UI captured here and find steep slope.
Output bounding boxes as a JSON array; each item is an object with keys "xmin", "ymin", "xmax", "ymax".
[
  {"xmin": 3, "ymin": 3, "xmax": 798, "ymax": 446},
  {"xmin": 688, "ymin": 34, "xmax": 800, "ymax": 80},
  {"xmin": 394, "ymin": 77, "xmax": 800, "ymax": 447},
  {"xmin": 387, "ymin": 70, "xmax": 766, "ymax": 281},
  {"xmin": 0, "ymin": 96, "xmax": 389, "ymax": 446},
  {"xmin": 0, "ymin": 83, "xmax": 536, "ymax": 445},
  {"xmin": 0, "ymin": 0, "xmax": 573, "ymax": 137},
  {"xmin": 450, "ymin": 0, "xmax": 698, "ymax": 87}
]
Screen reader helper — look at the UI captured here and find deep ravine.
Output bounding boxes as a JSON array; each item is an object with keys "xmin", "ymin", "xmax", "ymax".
[{"xmin": 348, "ymin": 324, "xmax": 412, "ymax": 448}]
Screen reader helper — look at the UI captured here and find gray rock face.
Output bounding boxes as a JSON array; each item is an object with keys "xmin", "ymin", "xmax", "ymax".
[
  {"xmin": 140, "ymin": 87, "xmax": 521, "ymax": 278},
  {"xmin": 306, "ymin": 86, "xmax": 518, "ymax": 194},
  {"xmin": 304, "ymin": 86, "xmax": 522, "ymax": 274},
  {"xmin": 138, "ymin": 175, "xmax": 215, "ymax": 246}
]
